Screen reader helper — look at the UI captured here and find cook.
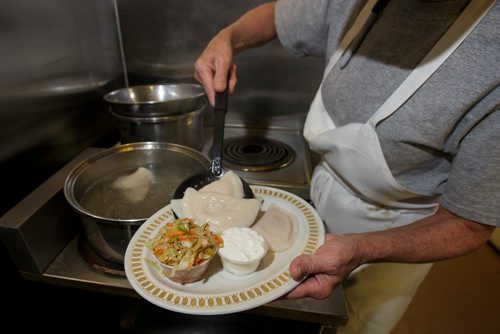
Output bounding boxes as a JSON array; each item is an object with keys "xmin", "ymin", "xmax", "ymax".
[{"xmin": 193, "ymin": 0, "xmax": 499, "ymax": 333}]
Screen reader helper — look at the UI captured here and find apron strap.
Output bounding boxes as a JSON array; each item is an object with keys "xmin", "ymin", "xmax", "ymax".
[
  {"xmin": 304, "ymin": 0, "xmax": 379, "ymax": 140},
  {"xmin": 369, "ymin": 0, "xmax": 496, "ymax": 126}
]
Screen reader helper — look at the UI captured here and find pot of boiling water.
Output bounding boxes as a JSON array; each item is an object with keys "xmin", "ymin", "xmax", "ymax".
[{"xmin": 63, "ymin": 142, "xmax": 210, "ymax": 264}]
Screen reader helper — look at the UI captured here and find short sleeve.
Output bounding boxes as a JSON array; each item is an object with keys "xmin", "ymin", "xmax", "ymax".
[
  {"xmin": 275, "ymin": 0, "xmax": 330, "ymax": 57},
  {"xmin": 441, "ymin": 107, "xmax": 500, "ymax": 227}
]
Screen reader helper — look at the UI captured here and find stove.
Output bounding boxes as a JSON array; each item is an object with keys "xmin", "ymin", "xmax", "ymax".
[
  {"xmin": 0, "ymin": 144, "xmax": 348, "ymax": 327},
  {"xmin": 203, "ymin": 125, "xmax": 313, "ymax": 200}
]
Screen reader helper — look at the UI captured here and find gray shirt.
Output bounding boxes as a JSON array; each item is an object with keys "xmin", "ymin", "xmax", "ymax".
[{"xmin": 275, "ymin": 0, "xmax": 499, "ymax": 226}]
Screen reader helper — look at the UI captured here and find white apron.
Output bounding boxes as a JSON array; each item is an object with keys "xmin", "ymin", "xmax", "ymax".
[{"xmin": 303, "ymin": 0, "xmax": 495, "ymax": 332}]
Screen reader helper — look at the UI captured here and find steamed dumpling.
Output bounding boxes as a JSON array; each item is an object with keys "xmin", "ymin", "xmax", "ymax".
[
  {"xmin": 112, "ymin": 167, "xmax": 153, "ymax": 203},
  {"xmin": 170, "ymin": 170, "xmax": 261, "ymax": 232},
  {"xmin": 180, "ymin": 188, "xmax": 261, "ymax": 232},
  {"xmin": 251, "ymin": 204, "xmax": 298, "ymax": 252},
  {"xmin": 198, "ymin": 170, "xmax": 244, "ymax": 198}
]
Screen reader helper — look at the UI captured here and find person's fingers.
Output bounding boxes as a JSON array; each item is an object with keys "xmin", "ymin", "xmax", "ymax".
[
  {"xmin": 286, "ymin": 238, "xmax": 352, "ymax": 299},
  {"xmin": 288, "ymin": 254, "xmax": 327, "ymax": 281},
  {"xmin": 228, "ymin": 64, "xmax": 238, "ymax": 94},
  {"xmin": 290, "ymin": 234, "xmax": 356, "ymax": 281},
  {"xmin": 285, "ymin": 274, "xmax": 336, "ymax": 299},
  {"xmin": 194, "ymin": 61, "xmax": 216, "ymax": 105},
  {"xmin": 289, "ymin": 254, "xmax": 309, "ymax": 281},
  {"xmin": 213, "ymin": 59, "xmax": 232, "ymax": 92}
]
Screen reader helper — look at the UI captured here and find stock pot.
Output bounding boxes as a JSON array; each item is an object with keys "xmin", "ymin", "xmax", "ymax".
[{"xmin": 63, "ymin": 142, "xmax": 210, "ymax": 264}]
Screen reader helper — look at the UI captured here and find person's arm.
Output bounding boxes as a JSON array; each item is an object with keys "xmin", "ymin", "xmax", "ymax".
[
  {"xmin": 194, "ymin": 2, "xmax": 277, "ymax": 104},
  {"xmin": 286, "ymin": 206, "xmax": 495, "ymax": 299}
]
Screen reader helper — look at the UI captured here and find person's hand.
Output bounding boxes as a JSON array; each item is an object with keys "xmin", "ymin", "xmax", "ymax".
[
  {"xmin": 285, "ymin": 234, "xmax": 364, "ymax": 299},
  {"xmin": 194, "ymin": 30, "xmax": 237, "ymax": 105}
]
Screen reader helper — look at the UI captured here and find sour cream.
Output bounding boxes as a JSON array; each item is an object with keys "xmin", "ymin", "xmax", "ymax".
[{"xmin": 218, "ymin": 227, "xmax": 268, "ymax": 275}]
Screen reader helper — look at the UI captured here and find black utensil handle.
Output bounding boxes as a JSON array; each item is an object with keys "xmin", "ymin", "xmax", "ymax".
[
  {"xmin": 210, "ymin": 74, "xmax": 230, "ymax": 176},
  {"xmin": 210, "ymin": 108, "xmax": 225, "ymax": 175},
  {"xmin": 214, "ymin": 84, "xmax": 229, "ymax": 112},
  {"xmin": 214, "ymin": 72, "xmax": 230, "ymax": 113}
]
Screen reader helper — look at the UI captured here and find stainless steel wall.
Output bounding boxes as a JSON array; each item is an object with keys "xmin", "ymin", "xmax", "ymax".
[
  {"xmin": 0, "ymin": 0, "xmax": 124, "ymax": 215},
  {"xmin": 117, "ymin": 0, "xmax": 324, "ymax": 128},
  {"xmin": 0, "ymin": 0, "xmax": 324, "ymax": 215}
]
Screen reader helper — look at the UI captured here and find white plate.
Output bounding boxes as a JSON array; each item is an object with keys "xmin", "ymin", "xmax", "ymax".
[{"xmin": 124, "ymin": 185, "xmax": 325, "ymax": 315}]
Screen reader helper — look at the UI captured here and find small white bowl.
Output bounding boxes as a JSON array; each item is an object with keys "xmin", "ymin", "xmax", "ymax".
[
  {"xmin": 157, "ymin": 256, "xmax": 215, "ymax": 284},
  {"xmin": 217, "ymin": 227, "xmax": 268, "ymax": 276}
]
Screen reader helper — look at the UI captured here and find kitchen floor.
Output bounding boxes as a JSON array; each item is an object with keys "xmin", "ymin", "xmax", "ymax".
[{"xmin": 392, "ymin": 241, "xmax": 500, "ymax": 334}]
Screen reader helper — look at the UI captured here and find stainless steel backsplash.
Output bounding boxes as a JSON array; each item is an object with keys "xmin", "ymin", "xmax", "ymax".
[
  {"xmin": 117, "ymin": 0, "xmax": 324, "ymax": 128},
  {"xmin": 0, "ymin": 0, "xmax": 124, "ymax": 215},
  {"xmin": 0, "ymin": 0, "xmax": 323, "ymax": 215}
]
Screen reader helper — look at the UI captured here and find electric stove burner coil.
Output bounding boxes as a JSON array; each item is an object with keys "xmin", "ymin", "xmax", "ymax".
[{"xmin": 222, "ymin": 136, "xmax": 295, "ymax": 172}]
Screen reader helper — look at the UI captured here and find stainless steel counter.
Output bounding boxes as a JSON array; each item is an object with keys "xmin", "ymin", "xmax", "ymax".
[{"xmin": 0, "ymin": 147, "xmax": 348, "ymax": 330}]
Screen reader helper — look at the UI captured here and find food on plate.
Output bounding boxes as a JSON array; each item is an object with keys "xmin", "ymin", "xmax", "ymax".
[
  {"xmin": 198, "ymin": 170, "xmax": 244, "ymax": 198},
  {"xmin": 251, "ymin": 203, "xmax": 298, "ymax": 252},
  {"xmin": 167, "ymin": 171, "xmax": 297, "ymax": 278},
  {"xmin": 217, "ymin": 227, "xmax": 268, "ymax": 275},
  {"xmin": 112, "ymin": 166, "xmax": 153, "ymax": 203},
  {"xmin": 171, "ymin": 171, "xmax": 261, "ymax": 233},
  {"xmin": 146, "ymin": 217, "xmax": 223, "ymax": 283},
  {"xmin": 176, "ymin": 188, "xmax": 261, "ymax": 232}
]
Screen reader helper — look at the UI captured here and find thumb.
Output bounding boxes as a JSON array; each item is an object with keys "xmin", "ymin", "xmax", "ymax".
[{"xmin": 289, "ymin": 254, "xmax": 325, "ymax": 281}]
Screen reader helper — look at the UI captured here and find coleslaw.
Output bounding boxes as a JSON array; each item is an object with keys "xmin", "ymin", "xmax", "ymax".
[{"xmin": 146, "ymin": 217, "xmax": 223, "ymax": 277}]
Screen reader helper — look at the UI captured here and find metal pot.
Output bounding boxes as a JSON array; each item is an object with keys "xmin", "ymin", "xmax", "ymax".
[
  {"xmin": 104, "ymin": 84, "xmax": 208, "ymax": 150},
  {"xmin": 110, "ymin": 100, "xmax": 207, "ymax": 150},
  {"xmin": 63, "ymin": 142, "xmax": 210, "ymax": 264}
]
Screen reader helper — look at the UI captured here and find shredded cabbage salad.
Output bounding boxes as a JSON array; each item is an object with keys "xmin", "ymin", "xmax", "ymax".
[{"xmin": 146, "ymin": 217, "xmax": 223, "ymax": 276}]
